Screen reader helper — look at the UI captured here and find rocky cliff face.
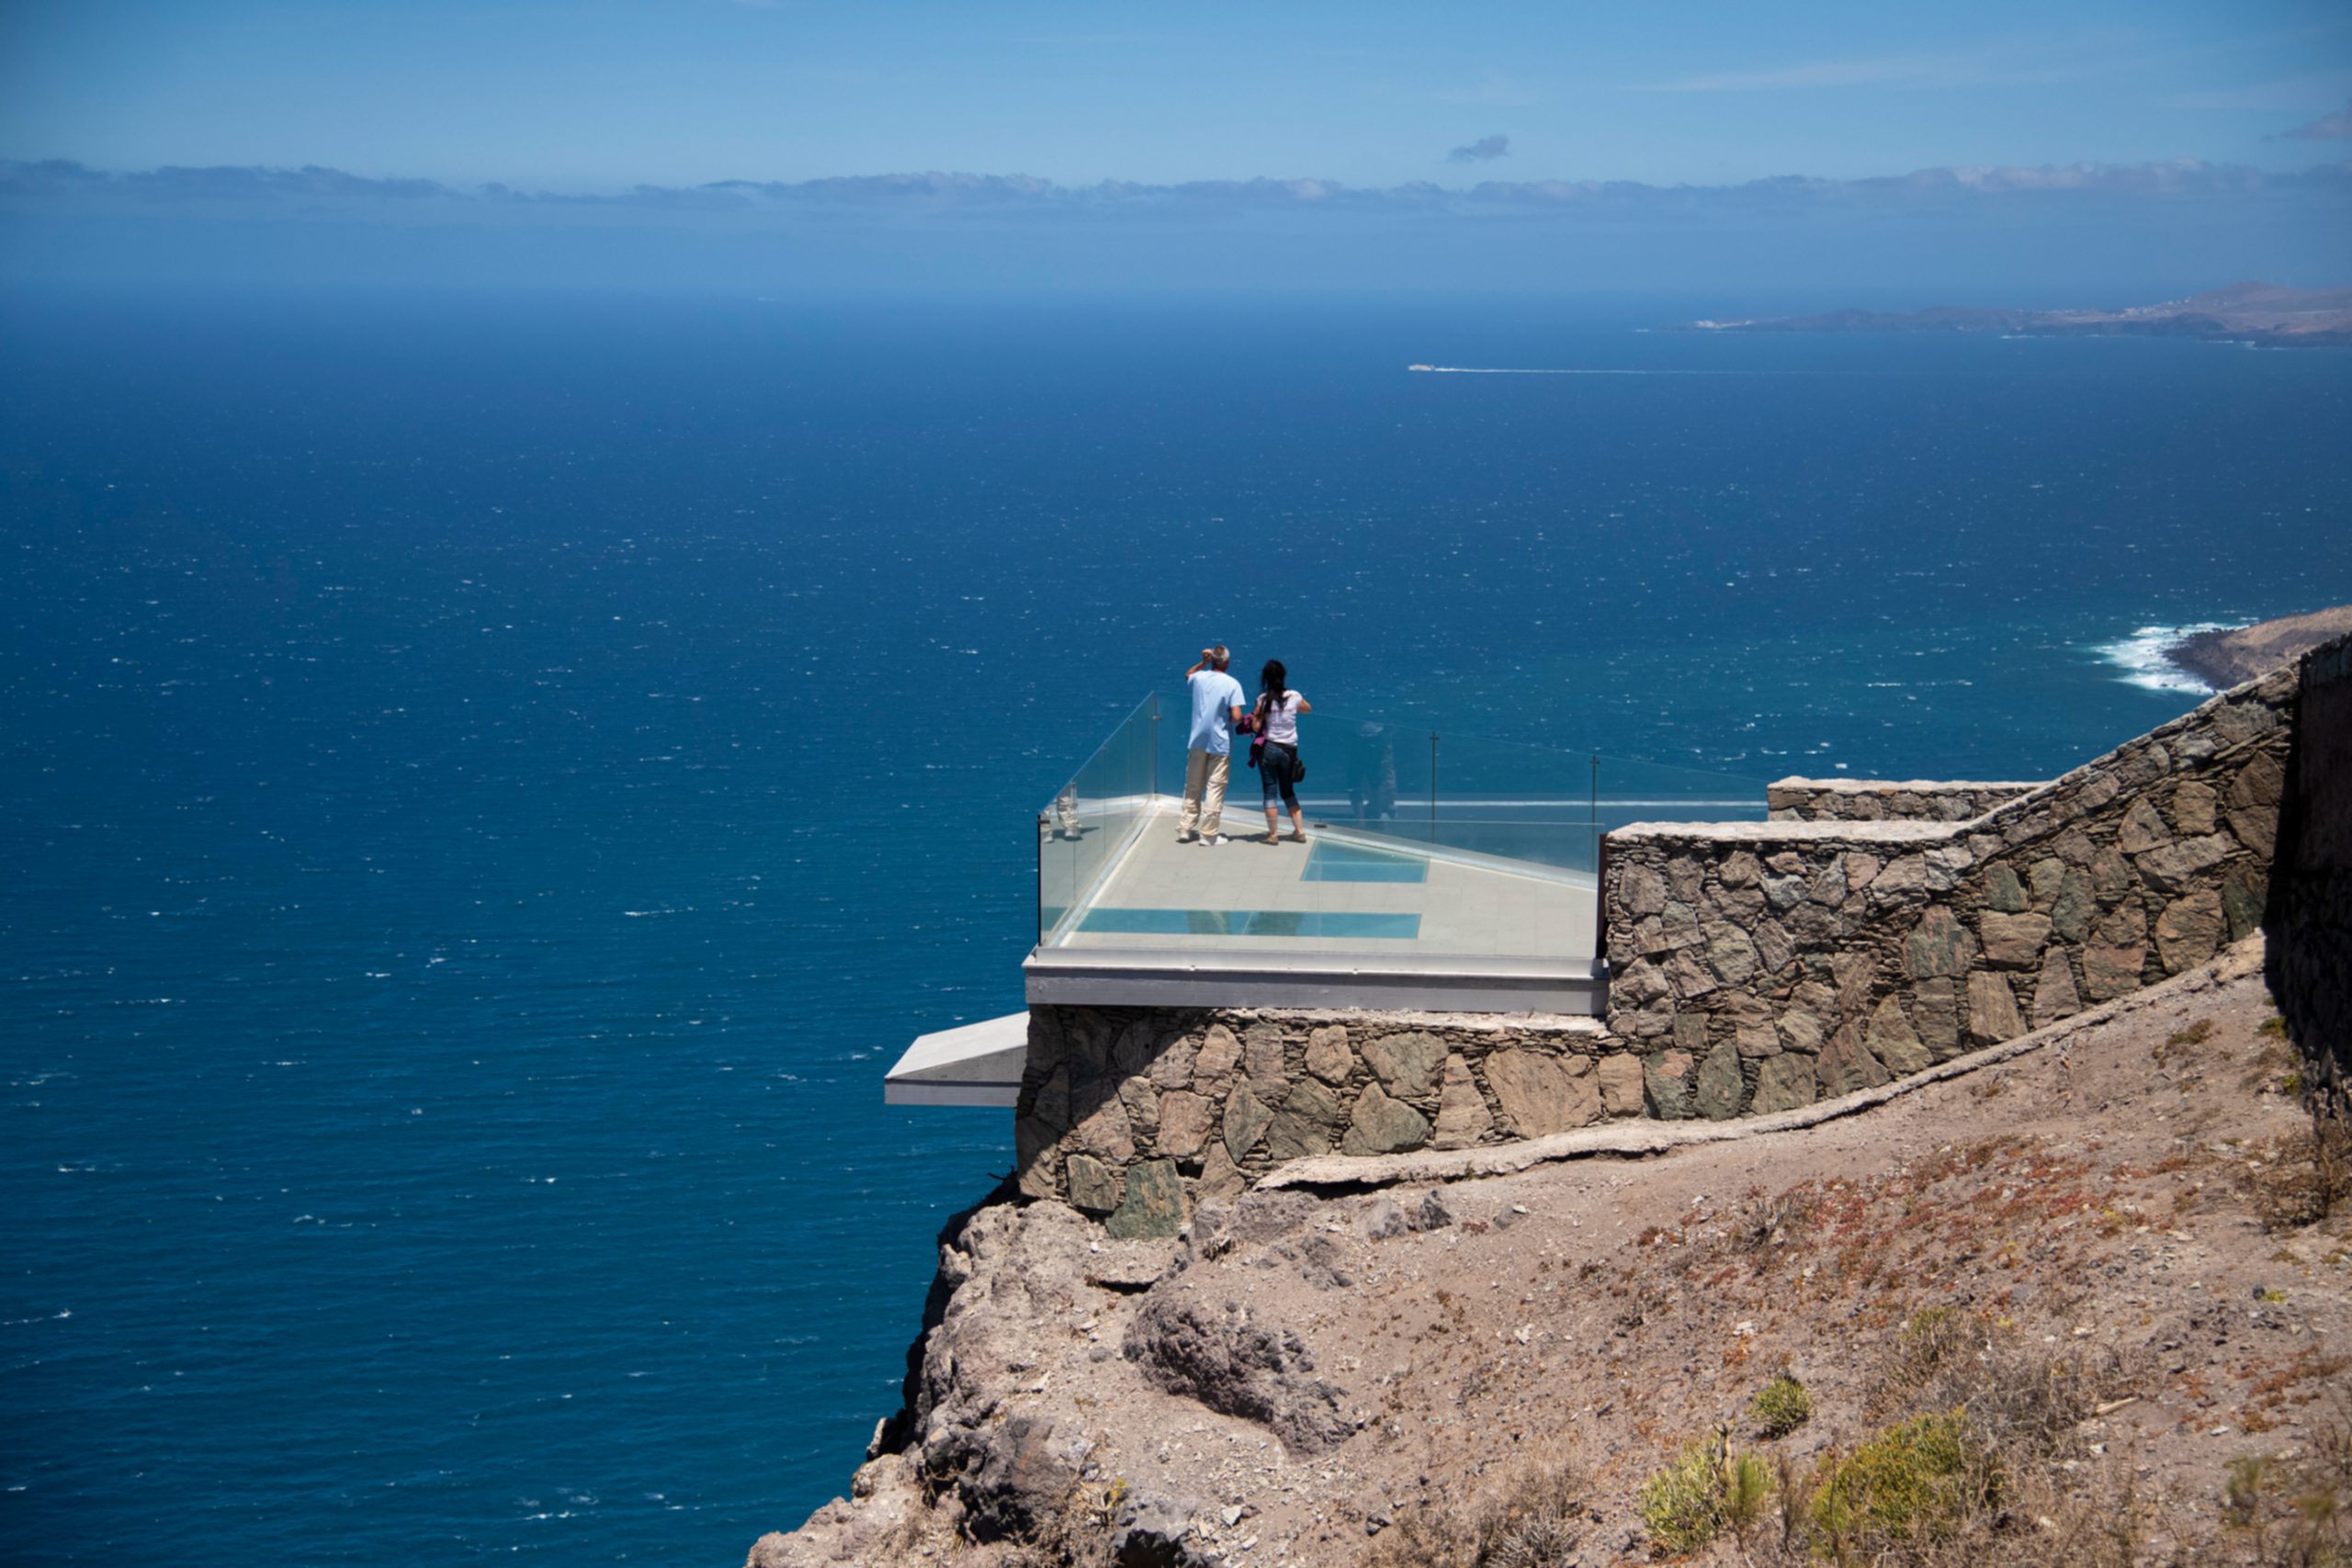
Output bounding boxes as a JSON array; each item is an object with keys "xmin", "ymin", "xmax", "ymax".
[{"xmin": 748, "ymin": 938, "xmax": 2350, "ymax": 1568}]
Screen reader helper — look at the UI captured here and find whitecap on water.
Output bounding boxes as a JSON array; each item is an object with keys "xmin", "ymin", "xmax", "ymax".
[{"xmin": 2093, "ymin": 623, "xmax": 2242, "ymax": 694}]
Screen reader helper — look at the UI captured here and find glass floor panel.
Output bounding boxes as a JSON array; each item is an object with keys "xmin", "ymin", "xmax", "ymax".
[
  {"xmin": 1076, "ymin": 908, "xmax": 1422, "ymax": 938},
  {"xmin": 1299, "ymin": 840, "xmax": 1429, "ymax": 883}
]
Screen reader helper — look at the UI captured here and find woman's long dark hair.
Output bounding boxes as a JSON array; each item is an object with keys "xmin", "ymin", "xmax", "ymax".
[{"xmin": 1259, "ymin": 659, "xmax": 1288, "ymax": 717}]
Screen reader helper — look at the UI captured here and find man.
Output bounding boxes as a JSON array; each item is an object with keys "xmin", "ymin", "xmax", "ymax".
[{"xmin": 1178, "ymin": 645, "xmax": 1246, "ymax": 844}]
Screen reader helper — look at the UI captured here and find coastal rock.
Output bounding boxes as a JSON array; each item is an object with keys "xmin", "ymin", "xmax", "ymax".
[
  {"xmin": 1108, "ymin": 1490, "xmax": 1213, "ymax": 1568},
  {"xmin": 1122, "ymin": 1292, "xmax": 1351, "ymax": 1455}
]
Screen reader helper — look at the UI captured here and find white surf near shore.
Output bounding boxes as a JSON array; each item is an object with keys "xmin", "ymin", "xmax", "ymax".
[{"xmin": 2093, "ymin": 622, "xmax": 2245, "ymax": 694}]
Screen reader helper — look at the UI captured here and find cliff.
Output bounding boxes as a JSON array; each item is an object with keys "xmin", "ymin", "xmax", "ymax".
[
  {"xmin": 2171, "ymin": 606, "xmax": 2352, "ymax": 693},
  {"xmin": 748, "ymin": 935, "xmax": 2349, "ymax": 1567}
]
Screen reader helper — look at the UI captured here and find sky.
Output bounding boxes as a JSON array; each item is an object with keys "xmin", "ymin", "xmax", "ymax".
[{"xmin": 1, "ymin": 0, "xmax": 2347, "ymax": 296}]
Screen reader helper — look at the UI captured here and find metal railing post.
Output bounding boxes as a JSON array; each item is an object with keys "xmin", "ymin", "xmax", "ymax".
[
  {"xmin": 1430, "ymin": 730, "xmax": 1440, "ymax": 840},
  {"xmin": 1150, "ymin": 692, "xmax": 1161, "ymax": 801}
]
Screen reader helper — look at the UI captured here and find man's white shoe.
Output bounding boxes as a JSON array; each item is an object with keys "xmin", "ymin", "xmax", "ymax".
[{"xmin": 1199, "ymin": 834, "xmax": 1228, "ymax": 846}]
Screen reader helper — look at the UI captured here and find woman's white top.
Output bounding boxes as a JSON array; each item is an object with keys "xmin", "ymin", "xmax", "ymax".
[{"xmin": 1261, "ymin": 690, "xmax": 1304, "ymax": 746}]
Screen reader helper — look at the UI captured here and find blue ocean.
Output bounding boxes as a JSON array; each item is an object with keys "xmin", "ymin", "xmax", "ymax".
[{"xmin": 4, "ymin": 291, "xmax": 2347, "ymax": 1564}]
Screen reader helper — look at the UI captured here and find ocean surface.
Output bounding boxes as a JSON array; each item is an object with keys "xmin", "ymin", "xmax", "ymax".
[{"xmin": 4, "ymin": 291, "xmax": 2347, "ymax": 1565}]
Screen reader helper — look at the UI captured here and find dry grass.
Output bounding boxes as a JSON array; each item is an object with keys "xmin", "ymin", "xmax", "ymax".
[
  {"xmin": 1363, "ymin": 1447, "xmax": 1591, "ymax": 1568},
  {"xmin": 2245, "ymin": 1106, "xmax": 2352, "ymax": 1232}
]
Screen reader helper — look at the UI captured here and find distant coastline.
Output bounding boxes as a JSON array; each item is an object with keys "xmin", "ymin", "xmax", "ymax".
[
  {"xmin": 1686, "ymin": 281, "xmax": 2352, "ymax": 350},
  {"xmin": 2165, "ymin": 605, "xmax": 2352, "ymax": 690}
]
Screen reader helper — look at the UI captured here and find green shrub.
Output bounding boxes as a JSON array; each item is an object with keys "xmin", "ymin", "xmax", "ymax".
[
  {"xmin": 1639, "ymin": 1438, "xmax": 1728, "ymax": 1555},
  {"xmin": 1751, "ymin": 1373, "xmax": 1814, "ymax": 1438},
  {"xmin": 1810, "ymin": 1410, "xmax": 1995, "ymax": 1554}
]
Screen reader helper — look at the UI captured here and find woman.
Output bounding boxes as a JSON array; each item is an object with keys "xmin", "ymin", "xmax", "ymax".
[{"xmin": 1250, "ymin": 659, "xmax": 1312, "ymax": 843}]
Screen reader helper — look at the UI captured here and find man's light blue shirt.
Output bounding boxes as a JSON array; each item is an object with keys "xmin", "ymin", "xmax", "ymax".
[{"xmin": 1187, "ymin": 669, "xmax": 1245, "ymax": 755}]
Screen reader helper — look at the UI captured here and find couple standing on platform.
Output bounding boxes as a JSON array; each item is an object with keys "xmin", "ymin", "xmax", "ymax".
[{"xmin": 1177, "ymin": 646, "xmax": 1312, "ymax": 847}]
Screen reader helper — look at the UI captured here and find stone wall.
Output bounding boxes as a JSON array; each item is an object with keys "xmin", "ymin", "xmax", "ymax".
[
  {"xmin": 1601, "ymin": 662, "xmax": 2297, "ymax": 1119},
  {"xmin": 1767, "ymin": 778, "xmax": 2041, "ymax": 823},
  {"xmin": 1012, "ymin": 1008, "xmax": 1650, "ymax": 1235},
  {"xmin": 1008, "ymin": 647, "xmax": 2328, "ymax": 1234},
  {"xmin": 2267, "ymin": 635, "xmax": 2352, "ymax": 1103}
]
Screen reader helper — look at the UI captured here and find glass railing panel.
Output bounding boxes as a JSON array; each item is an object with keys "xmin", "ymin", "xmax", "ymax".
[{"xmin": 1037, "ymin": 692, "xmax": 1162, "ymax": 944}]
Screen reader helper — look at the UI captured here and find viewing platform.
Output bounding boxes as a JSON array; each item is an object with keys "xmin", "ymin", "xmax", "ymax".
[{"xmin": 888, "ymin": 693, "xmax": 1763, "ymax": 1103}]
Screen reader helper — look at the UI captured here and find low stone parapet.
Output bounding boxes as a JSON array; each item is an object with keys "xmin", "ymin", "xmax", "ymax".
[
  {"xmin": 1013, "ymin": 1007, "xmax": 1648, "ymax": 1234},
  {"xmin": 1604, "ymin": 662, "xmax": 2296, "ymax": 1119},
  {"xmin": 1766, "ymin": 778, "xmax": 2042, "ymax": 822}
]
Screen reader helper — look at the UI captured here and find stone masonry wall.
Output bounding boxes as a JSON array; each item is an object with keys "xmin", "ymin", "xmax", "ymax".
[
  {"xmin": 2267, "ymin": 635, "xmax": 2352, "ymax": 1103},
  {"xmin": 1012, "ymin": 1009, "xmax": 1650, "ymax": 1236},
  {"xmin": 1767, "ymin": 779, "xmax": 2042, "ymax": 823},
  {"xmin": 1009, "ymin": 649, "xmax": 2323, "ymax": 1237},
  {"xmin": 1602, "ymin": 662, "xmax": 2297, "ymax": 1120}
]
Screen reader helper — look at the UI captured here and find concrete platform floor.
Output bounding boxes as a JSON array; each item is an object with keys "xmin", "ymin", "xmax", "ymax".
[{"xmin": 1045, "ymin": 803, "xmax": 1597, "ymax": 961}]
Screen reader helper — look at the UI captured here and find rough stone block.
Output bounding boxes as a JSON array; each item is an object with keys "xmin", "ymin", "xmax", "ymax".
[
  {"xmin": 1340, "ymin": 1085, "xmax": 1431, "ymax": 1156},
  {"xmin": 1069, "ymin": 1152, "xmax": 1124, "ymax": 1213},
  {"xmin": 2050, "ymin": 867, "xmax": 2095, "ymax": 942},
  {"xmin": 1644, "ymin": 1049, "xmax": 1695, "ymax": 1120},
  {"xmin": 1597, "ymin": 1054, "xmax": 1645, "ymax": 1116},
  {"xmin": 1816, "ymin": 1022, "xmax": 1891, "ymax": 1096},
  {"xmin": 1966, "ymin": 972, "xmax": 2027, "ymax": 1045},
  {"xmin": 2171, "ymin": 781, "xmax": 2218, "ymax": 836},
  {"xmin": 1430, "ymin": 1054, "xmax": 1495, "ymax": 1149},
  {"xmin": 1156, "ymin": 1089, "xmax": 1215, "ymax": 1160},
  {"xmin": 2154, "ymin": 888, "xmax": 2225, "ymax": 974},
  {"xmin": 2222, "ymin": 868, "xmax": 2266, "ymax": 943},
  {"xmin": 1984, "ymin": 863, "xmax": 2028, "ymax": 913},
  {"xmin": 1196, "ymin": 1024, "xmax": 1242, "ymax": 1090},
  {"xmin": 2031, "ymin": 948, "xmax": 2081, "ymax": 1026},
  {"xmin": 2027, "ymin": 856, "xmax": 2067, "ymax": 906},
  {"xmin": 2082, "ymin": 942, "xmax": 2148, "ymax": 1002},
  {"xmin": 1719, "ymin": 851, "xmax": 1761, "ymax": 887},
  {"xmin": 1621, "ymin": 863, "xmax": 1668, "ymax": 917},
  {"xmin": 1702, "ymin": 921, "xmax": 1761, "ymax": 985},
  {"xmin": 1753, "ymin": 1054, "xmax": 1816, "ymax": 1113},
  {"xmin": 1486, "ymin": 1049, "xmax": 1602, "ymax": 1136},
  {"xmin": 1866, "ymin": 995, "xmax": 1931, "ymax": 1076},
  {"xmin": 1777, "ymin": 1008, "xmax": 1826, "ymax": 1055},
  {"xmin": 1145, "ymin": 1031, "xmax": 1198, "ymax": 1089},
  {"xmin": 1104, "ymin": 1159, "xmax": 1186, "ymax": 1239},
  {"xmin": 2089, "ymin": 848, "xmax": 2135, "ymax": 901},
  {"xmin": 1193, "ymin": 1143, "xmax": 1247, "ymax": 1202},
  {"xmin": 1243, "ymin": 1023, "xmax": 1288, "ymax": 1090},
  {"xmin": 1361, "ymin": 1031, "xmax": 1446, "ymax": 1099},
  {"xmin": 2134, "ymin": 833, "xmax": 2234, "ymax": 894},
  {"xmin": 1905, "ymin": 906, "xmax": 1976, "ymax": 978},
  {"xmin": 1694, "ymin": 1040, "xmax": 1744, "ymax": 1120},
  {"xmin": 1222, "ymin": 1082, "xmax": 1272, "ymax": 1165},
  {"xmin": 1075, "ymin": 1095, "xmax": 1136, "ymax": 1165},
  {"xmin": 1978, "ymin": 910, "xmax": 2052, "ymax": 967},
  {"xmin": 2118, "ymin": 796, "xmax": 2171, "ymax": 855},
  {"xmin": 1304, "ymin": 1025, "xmax": 1354, "ymax": 1086},
  {"xmin": 1264, "ymin": 1078, "xmax": 1344, "ymax": 1162}
]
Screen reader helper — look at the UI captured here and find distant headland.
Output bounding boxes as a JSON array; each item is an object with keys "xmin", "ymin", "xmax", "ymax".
[
  {"xmin": 1686, "ymin": 281, "xmax": 2352, "ymax": 348},
  {"xmin": 2167, "ymin": 604, "xmax": 2352, "ymax": 689}
]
